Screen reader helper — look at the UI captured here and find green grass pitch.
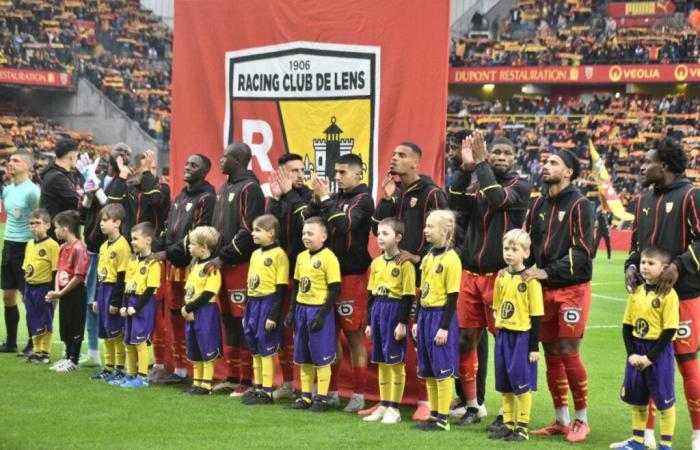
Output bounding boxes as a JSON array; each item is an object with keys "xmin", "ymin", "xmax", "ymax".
[{"xmin": 0, "ymin": 236, "xmax": 692, "ymax": 448}]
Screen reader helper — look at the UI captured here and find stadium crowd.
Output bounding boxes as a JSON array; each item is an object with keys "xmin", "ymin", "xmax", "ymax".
[
  {"xmin": 447, "ymin": 93, "xmax": 700, "ymax": 213},
  {"xmin": 450, "ymin": 0, "xmax": 700, "ymax": 66},
  {"xmin": 0, "ymin": 0, "xmax": 171, "ymax": 143}
]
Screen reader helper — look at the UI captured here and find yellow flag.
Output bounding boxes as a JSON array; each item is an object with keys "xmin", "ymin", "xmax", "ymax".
[{"xmin": 589, "ymin": 140, "xmax": 634, "ymax": 223}]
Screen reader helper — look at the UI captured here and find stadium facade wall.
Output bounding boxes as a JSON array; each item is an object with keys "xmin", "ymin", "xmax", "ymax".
[{"xmin": 8, "ymin": 78, "xmax": 164, "ymax": 165}]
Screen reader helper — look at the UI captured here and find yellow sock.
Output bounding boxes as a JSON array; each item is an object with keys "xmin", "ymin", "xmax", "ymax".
[
  {"xmin": 390, "ymin": 363, "xmax": 406, "ymax": 406},
  {"xmin": 103, "ymin": 339, "xmax": 115, "ymax": 370},
  {"xmin": 659, "ymin": 406, "xmax": 676, "ymax": 447},
  {"xmin": 436, "ymin": 377, "xmax": 453, "ymax": 419},
  {"xmin": 193, "ymin": 361, "xmax": 203, "ymax": 387},
  {"xmin": 261, "ymin": 355, "xmax": 275, "ymax": 395},
  {"xmin": 503, "ymin": 393, "xmax": 516, "ymax": 429},
  {"xmin": 42, "ymin": 332, "xmax": 52, "ymax": 355},
  {"xmin": 516, "ymin": 391, "xmax": 532, "ymax": 430},
  {"xmin": 32, "ymin": 335, "xmax": 42, "ymax": 354},
  {"xmin": 113, "ymin": 338, "xmax": 125, "ymax": 368},
  {"xmin": 202, "ymin": 360, "xmax": 215, "ymax": 390},
  {"xmin": 631, "ymin": 405, "xmax": 648, "ymax": 444},
  {"xmin": 125, "ymin": 344, "xmax": 137, "ymax": 376},
  {"xmin": 426, "ymin": 378, "xmax": 438, "ymax": 418},
  {"xmin": 316, "ymin": 364, "xmax": 331, "ymax": 398},
  {"xmin": 378, "ymin": 363, "xmax": 391, "ymax": 405},
  {"xmin": 252, "ymin": 354, "xmax": 263, "ymax": 388},
  {"xmin": 300, "ymin": 364, "xmax": 314, "ymax": 403},
  {"xmin": 136, "ymin": 342, "xmax": 149, "ymax": 376}
]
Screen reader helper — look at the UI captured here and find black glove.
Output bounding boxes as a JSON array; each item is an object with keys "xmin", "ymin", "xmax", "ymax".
[
  {"xmin": 310, "ymin": 311, "xmax": 326, "ymax": 332},
  {"xmin": 284, "ymin": 310, "xmax": 295, "ymax": 329}
]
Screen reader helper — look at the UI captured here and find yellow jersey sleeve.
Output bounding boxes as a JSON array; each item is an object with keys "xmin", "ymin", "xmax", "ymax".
[
  {"xmin": 527, "ymin": 279, "xmax": 544, "ymax": 317},
  {"xmin": 49, "ymin": 240, "xmax": 59, "ymax": 272},
  {"xmin": 275, "ymin": 249, "xmax": 290, "ymax": 285},
  {"xmin": 444, "ymin": 251, "xmax": 462, "ymax": 294},
  {"xmin": 325, "ymin": 250, "xmax": 341, "ymax": 285},
  {"xmin": 622, "ymin": 288, "xmax": 637, "ymax": 326},
  {"xmin": 400, "ymin": 260, "xmax": 416, "ymax": 296},
  {"xmin": 492, "ymin": 274, "xmax": 504, "ymax": 313},
  {"xmin": 294, "ymin": 250, "xmax": 305, "ymax": 281},
  {"xmin": 115, "ymin": 237, "xmax": 131, "ymax": 273},
  {"xmin": 367, "ymin": 258, "xmax": 377, "ymax": 293},
  {"xmin": 661, "ymin": 289, "xmax": 680, "ymax": 330},
  {"xmin": 204, "ymin": 268, "xmax": 222, "ymax": 294},
  {"xmin": 146, "ymin": 261, "xmax": 161, "ymax": 289}
]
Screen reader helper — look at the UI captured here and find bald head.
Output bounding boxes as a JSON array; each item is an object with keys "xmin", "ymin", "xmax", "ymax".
[{"xmin": 222, "ymin": 142, "xmax": 252, "ymax": 175}]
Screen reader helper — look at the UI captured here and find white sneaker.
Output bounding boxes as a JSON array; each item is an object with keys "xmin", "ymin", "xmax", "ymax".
[
  {"xmin": 327, "ymin": 391, "xmax": 340, "ymax": 407},
  {"xmin": 272, "ymin": 383, "xmax": 295, "ymax": 401},
  {"xmin": 55, "ymin": 360, "xmax": 79, "ymax": 372},
  {"xmin": 381, "ymin": 407, "xmax": 402, "ymax": 424},
  {"xmin": 343, "ymin": 393, "xmax": 365, "ymax": 412},
  {"xmin": 363, "ymin": 405, "xmax": 387, "ymax": 422},
  {"xmin": 49, "ymin": 358, "xmax": 69, "ymax": 371},
  {"xmin": 692, "ymin": 433, "xmax": 700, "ymax": 450},
  {"xmin": 478, "ymin": 403, "xmax": 488, "ymax": 419},
  {"xmin": 609, "ymin": 431, "xmax": 656, "ymax": 449}
]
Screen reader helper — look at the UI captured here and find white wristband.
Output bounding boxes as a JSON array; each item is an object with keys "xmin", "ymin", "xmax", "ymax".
[{"xmin": 95, "ymin": 189, "xmax": 108, "ymax": 205}]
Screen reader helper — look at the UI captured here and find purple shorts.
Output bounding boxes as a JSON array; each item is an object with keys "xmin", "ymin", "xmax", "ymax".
[
  {"xmin": 621, "ymin": 338, "xmax": 675, "ymax": 410},
  {"xmin": 123, "ymin": 294, "xmax": 156, "ymax": 345},
  {"xmin": 293, "ymin": 303, "xmax": 336, "ymax": 367},
  {"xmin": 97, "ymin": 282, "xmax": 124, "ymax": 339},
  {"xmin": 23, "ymin": 283, "xmax": 53, "ymax": 337},
  {"xmin": 494, "ymin": 328, "xmax": 538, "ymax": 395},
  {"xmin": 370, "ymin": 298, "xmax": 407, "ymax": 364},
  {"xmin": 186, "ymin": 302, "xmax": 222, "ymax": 362},
  {"xmin": 416, "ymin": 306, "xmax": 458, "ymax": 380},
  {"xmin": 244, "ymin": 295, "xmax": 282, "ymax": 357}
]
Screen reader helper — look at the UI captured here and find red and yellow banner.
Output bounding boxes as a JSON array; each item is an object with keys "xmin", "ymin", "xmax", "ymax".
[
  {"xmin": 608, "ymin": 1, "xmax": 675, "ymax": 16},
  {"xmin": 0, "ymin": 68, "xmax": 73, "ymax": 88},
  {"xmin": 450, "ymin": 64, "xmax": 700, "ymax": 85},
  {"xmin": 172, "ymin": 0, "xmax": 449, "ymax": 196}
]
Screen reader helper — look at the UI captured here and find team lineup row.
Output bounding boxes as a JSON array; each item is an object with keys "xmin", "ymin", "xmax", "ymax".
[{"xmin": 2, "ymin": 133, "xmax": 699, "ymax": 448}]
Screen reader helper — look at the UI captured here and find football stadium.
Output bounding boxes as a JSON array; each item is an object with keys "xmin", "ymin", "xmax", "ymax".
[{"xmin": 0, "ymin": 0, "xmax": 698, "ymax": 448}]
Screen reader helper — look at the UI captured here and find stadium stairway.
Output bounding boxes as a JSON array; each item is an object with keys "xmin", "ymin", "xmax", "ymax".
[{"xmin": 8, "ymin": 78, "xmax": 162, "ymax": 159}]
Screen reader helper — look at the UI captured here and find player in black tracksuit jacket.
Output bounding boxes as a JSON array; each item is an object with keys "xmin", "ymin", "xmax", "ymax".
[
  {"xmin": 524, "ymin": 150, "xmax": 594, "ymax": 437},
  {"xmin": 130, "ymin": 159, "xmax": 171, "ymax": 237},
  {"xmin": 623, "ymin": 139, "xmax": 700, "ymax": 442},
  {"xmin": 149, "ymin": 155, "xmax": 216, "ymax": 381},
  {"xmin": 371, "ymin": 142, "xmax": 447, "ymax": 413},
  {"xmin": 447, "ymin": 134, "xmax": 531, "ymax": 425},
  {"xmin": 209, "ymin": 144, "xmax": 265, "ymax": 390}
]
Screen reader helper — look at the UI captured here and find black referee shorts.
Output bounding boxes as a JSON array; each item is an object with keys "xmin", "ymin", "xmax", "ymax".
[{"xmin": 1, "ymin": 240, "xmax": 27, "ymax": 291}]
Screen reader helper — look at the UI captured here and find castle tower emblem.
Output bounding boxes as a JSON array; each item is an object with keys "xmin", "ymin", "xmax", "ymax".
[{"xmin": 312, "ymin": 116, "xmax": 354, "ymax": 180}]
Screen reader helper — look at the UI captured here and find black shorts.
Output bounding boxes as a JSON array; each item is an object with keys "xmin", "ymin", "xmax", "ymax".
[{"xmin": 1, "ymin": 241, "xmax": 27, "ymax": 291}]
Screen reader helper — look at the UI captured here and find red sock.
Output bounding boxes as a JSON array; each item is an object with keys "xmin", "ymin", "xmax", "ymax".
[
  {"xmin": 170, "ymin": 312, "xmax": 187, "ymax": 367},
  {"xmin": 647, "ymin": 401, "xmax": 656, "ymax": 429},
  {"xmin": 152, "ymin": 305, "xmax": 170, "ymax": 365},
  {"xmin": 239, "ymin": 348, "xmax": 253, "ymax": 384},
  {"xmin": 329, "ymin": 365, "xmax": 339, "ymax": 391},
  {"xmin": 352, "ymin": 365, "xmax": 367, "ymax": 394},
  {"xmin": 545, "ymin": 355, "xmax": 569, "ymax": 409},
  {"xmin": 678, "ymin": 358, "xmax": 700, "ymax": 429},
  {"xmin": 279, "ymin": 331, "xmax": 295, "ymax": 383},
  {"xmin": 459, "ymin": 351, "xmax": 478, "ymax": 402},
  {"xmin": 560, "ymin": 353, "xmax": 588, "ymax": 411}
]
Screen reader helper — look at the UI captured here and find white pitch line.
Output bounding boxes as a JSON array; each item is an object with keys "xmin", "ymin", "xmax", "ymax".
[
  {"xmin": 591, "ymin": 281, "xmax": 623, "ymax": 286},
  {"xmin": 586, "ymin": 324, "xmax": 620, "ymax": 329},
  {"xmin": 592, "ymin": 293, "xmax": 626, "ymax": 302}
]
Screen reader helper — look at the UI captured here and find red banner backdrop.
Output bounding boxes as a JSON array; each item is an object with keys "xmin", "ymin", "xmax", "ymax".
[
  {"xmin": 171, "ymin": 0, "xmax": 450, "ymax": 403},
  {"xmin": 0, "ymin": 68, "xmax": 73, "ymax": 89},
  {"xmin": 450, "ymin": 64, "xmax": 700, "ymax": 85}
]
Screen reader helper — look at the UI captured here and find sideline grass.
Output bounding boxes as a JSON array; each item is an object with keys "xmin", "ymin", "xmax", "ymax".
[{"xmin": 0, "ymin": 248, "xmax": 692, "ymax": 449}]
